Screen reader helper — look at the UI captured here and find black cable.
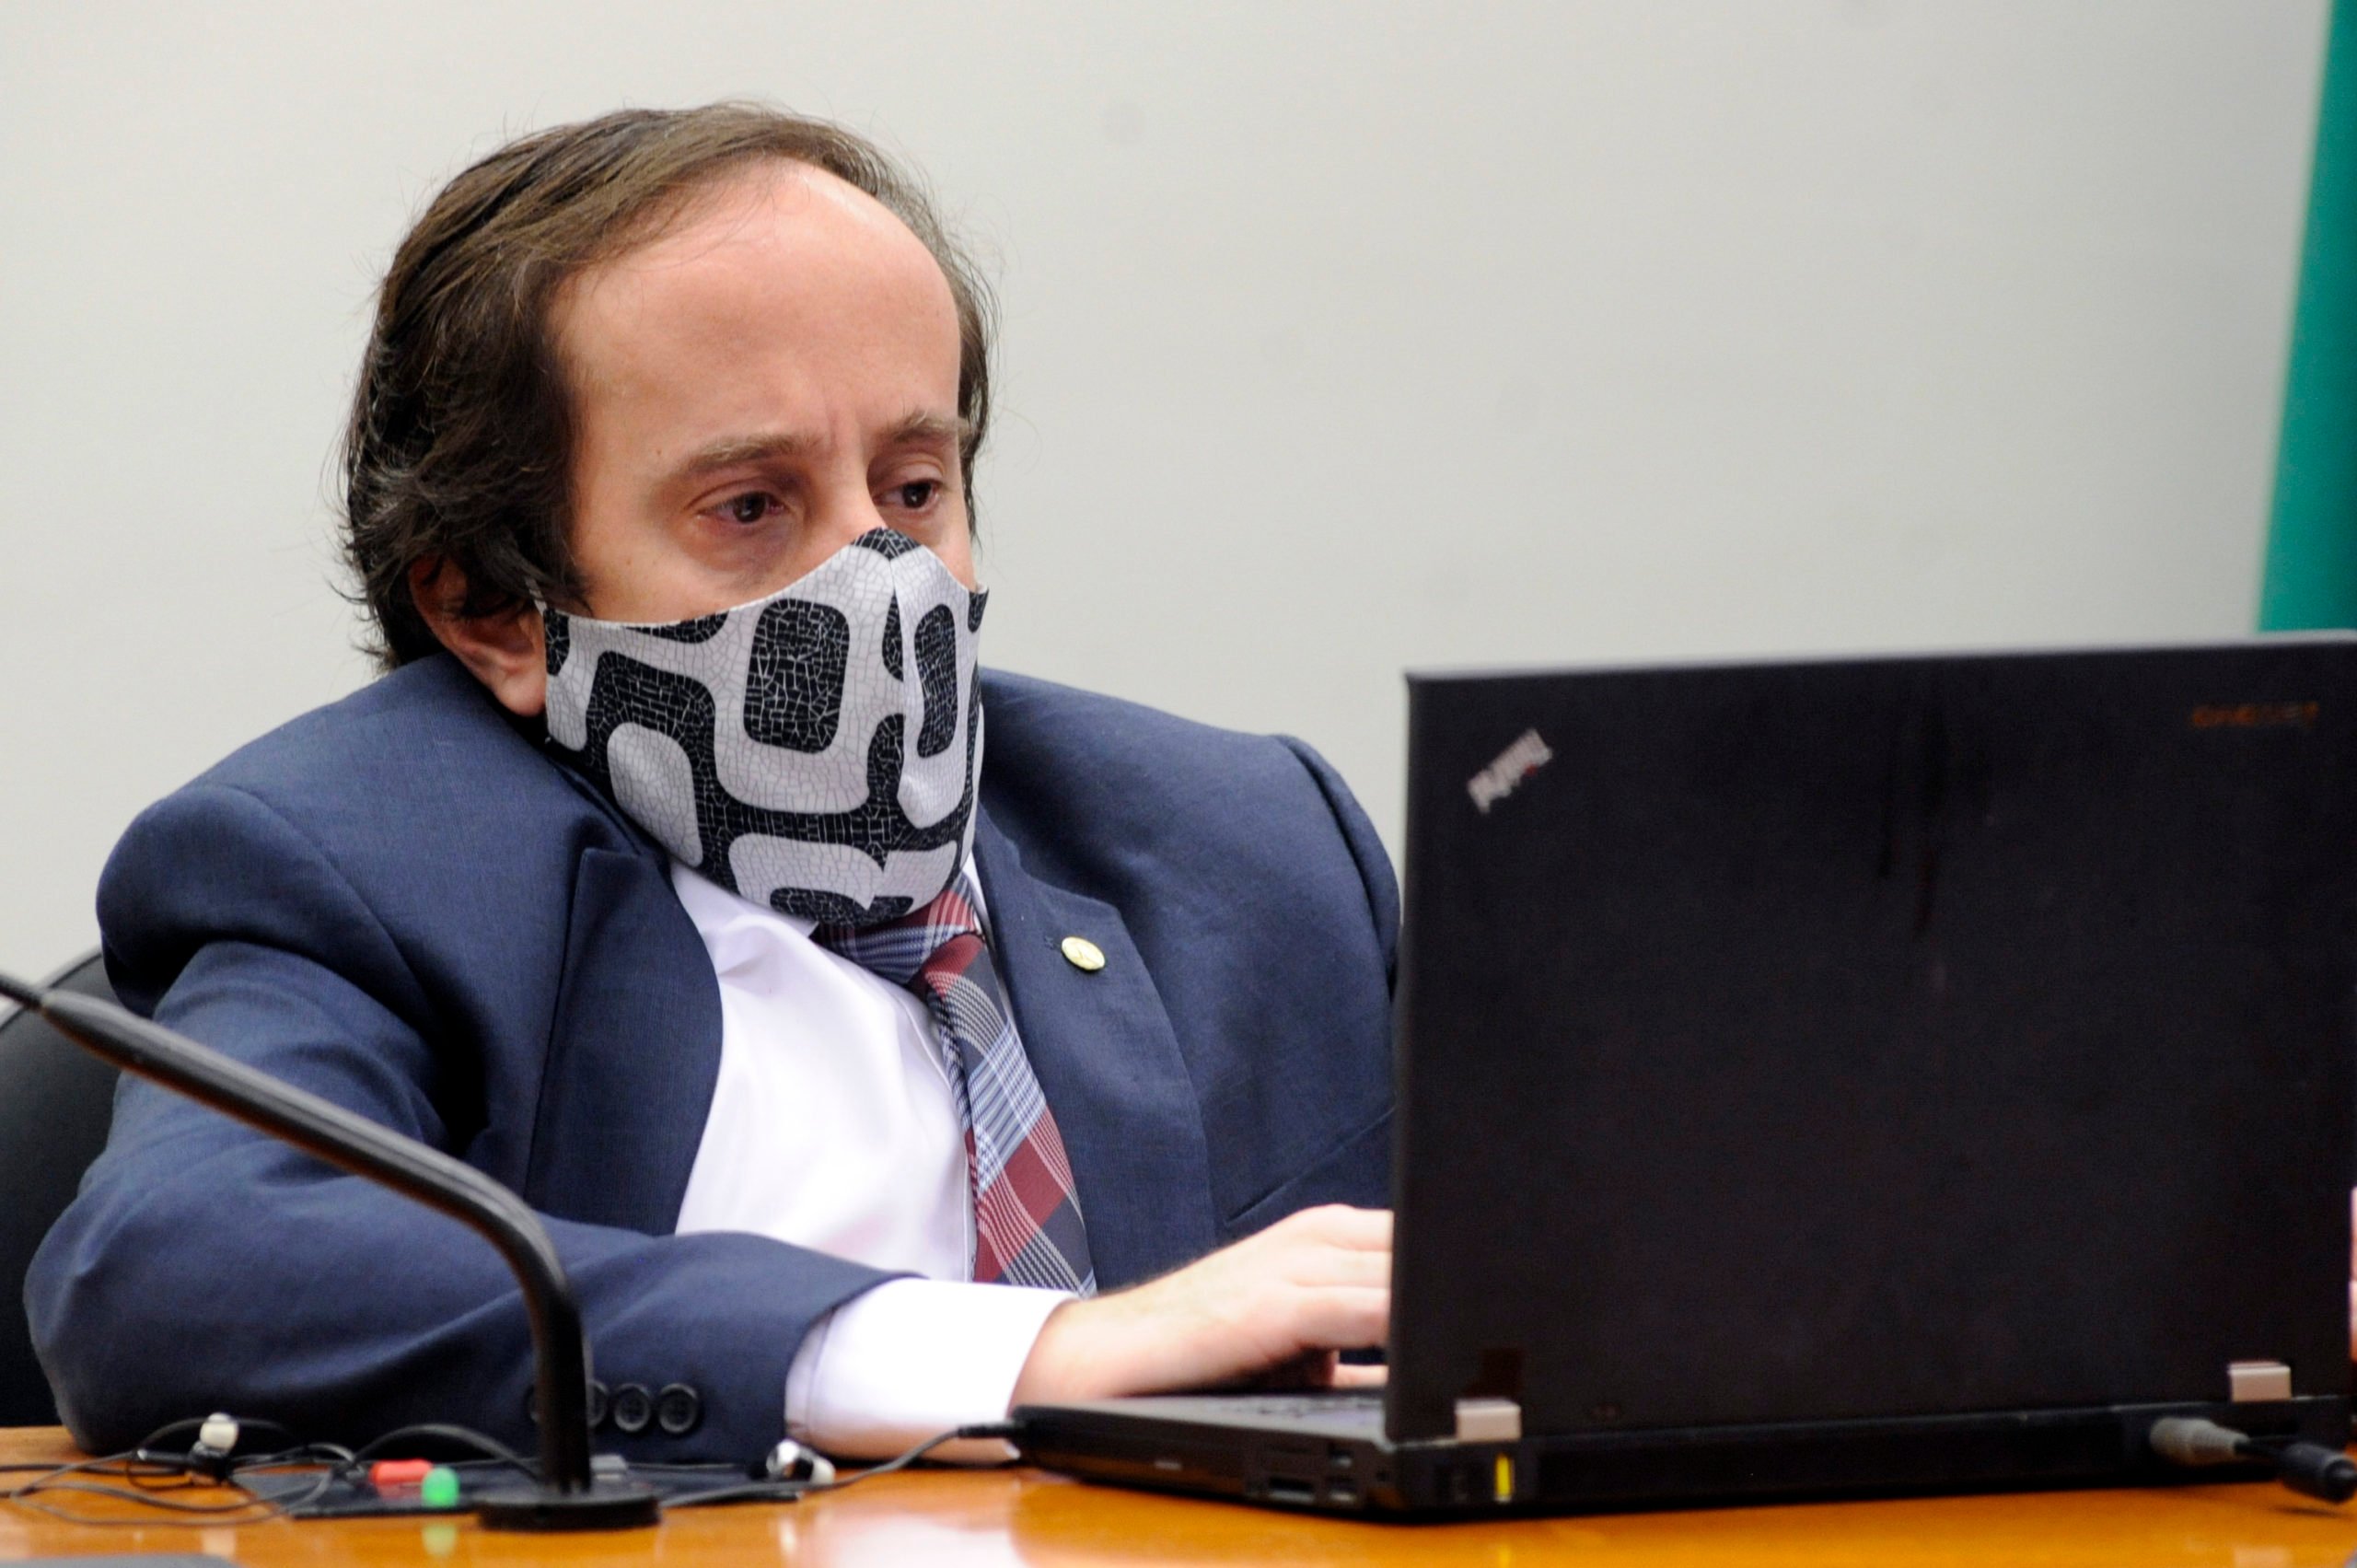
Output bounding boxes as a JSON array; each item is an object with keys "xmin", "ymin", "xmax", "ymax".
[
  {"xmin": 659, "ymin": 1422, "xmax": 1023, "ymax": 1511},
  {"xmin": 818, "ymin": 1421, "xmax": 1021, "ymax": 1489},
  {"xmin": 4, "ymin": 1419, "xmax": 529, "ymax": 1527},
  {"xmin": 0, "ymin": 1448, "xmax": 338, "ymax": 1478},
  {"xmin": 242, "ymin": 1442, "xmax": 357, "ymax": 1467},
  {"xmin": 626, "ymin": 1461, "xmax": 749, "ymax": 1475},
  {"xmin": 345, "ymin": 1423, "xmax": 535, "ymax": 1476},
  {"xmin": 2, "ymin": 1448, "xmax": 147, "ymax": 1499},
  {"xmin": 17, "ymin": 1479, "xmax": 284, "ymax": 1516},
  {"xmin": 0, "ymin": 1445, "xmax": 324, "ymax": 1528},
  {"xmin": 2148, "ymin": 1416, "xmax": 2357, "ymax": 1504},
  {"xmin": 131, "ymin": 1413, "xmax": 306, "ymax": 1468},
  {"xmin": 67, "ymin": 1473, "xmax": 341, "ymax": 1527},
  {"xmin": 6, "ymin": 1413, "xmax": 1024, "ymax": 1522},
  {"xmin": 0, "ymin": 1414, "xmax": 496, "ymax": 1527},
  {"xmin": 657, "ymin": 1479, "xmax": 805, "ymax": 1509}
]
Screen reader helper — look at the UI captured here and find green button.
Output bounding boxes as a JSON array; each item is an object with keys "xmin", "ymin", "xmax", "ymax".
[{"xmin": 421, "ymin": 1465, "xmax": 461, "ymax": 1510}]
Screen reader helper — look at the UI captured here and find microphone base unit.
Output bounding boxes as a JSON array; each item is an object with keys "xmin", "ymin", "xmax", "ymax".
[{"xmin": 474, "ymin": 1480, "xmax": 663, "ymax": 1531}]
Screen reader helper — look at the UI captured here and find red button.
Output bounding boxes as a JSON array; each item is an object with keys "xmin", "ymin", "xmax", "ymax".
[{"xmin": 370, "ymin": 1458, "xmax": 435, "ymax": 1488}]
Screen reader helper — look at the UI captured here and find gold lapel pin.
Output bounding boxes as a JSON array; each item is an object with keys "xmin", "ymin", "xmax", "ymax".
[{"xmin": 1060, "ymin": 935, "xmax": 1107, "ymax": 973}]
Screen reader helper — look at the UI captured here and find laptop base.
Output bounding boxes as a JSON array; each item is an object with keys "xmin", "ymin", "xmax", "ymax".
[{"xmin": 1016, "ymin": 1394, "xmax": 2349, "ymax": 1518}]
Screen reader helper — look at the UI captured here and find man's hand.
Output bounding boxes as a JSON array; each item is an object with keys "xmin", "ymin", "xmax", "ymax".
[{"xmin": 1010, "ymin": 1204, "xmax": 1390, "ymax": 1405}]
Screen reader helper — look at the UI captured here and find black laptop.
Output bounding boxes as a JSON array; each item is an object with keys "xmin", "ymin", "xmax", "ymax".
[{"xmin": 1014, "ymin": 640, "xmax": 2357, "ymax": 1516}]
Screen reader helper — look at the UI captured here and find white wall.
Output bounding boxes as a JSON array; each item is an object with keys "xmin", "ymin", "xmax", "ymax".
[{"xmin": 0, "ymin": 0, "xmax": 2328, "ymax": 980}]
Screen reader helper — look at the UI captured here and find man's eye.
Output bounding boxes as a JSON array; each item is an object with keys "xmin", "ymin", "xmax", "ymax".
[
  {"xmin": 891, "ymin": 481, "xmax": 939, "ymax": 510},
  {"xmin": 723, "ymin": 493, "xmax": 779, "ymax": 526}
]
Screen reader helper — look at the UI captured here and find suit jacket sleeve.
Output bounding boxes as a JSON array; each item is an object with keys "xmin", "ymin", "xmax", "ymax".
[
  {"xmin": 1278, "ymin": 734, "xmax": 1401, "ymax": 990},
  {"xmin": 28, "ymin": 780, "xmax": 892, "ymax": 1462}
]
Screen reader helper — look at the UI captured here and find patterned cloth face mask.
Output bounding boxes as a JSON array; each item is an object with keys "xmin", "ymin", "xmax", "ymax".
[{"xmin": 541, "ymin": 528, "xmax": 985, "ymax": 926}]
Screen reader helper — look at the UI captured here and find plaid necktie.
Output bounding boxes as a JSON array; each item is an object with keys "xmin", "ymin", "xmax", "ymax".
[{"xmin": 817, "ymin": 871, "xmax": 1097, "ymax": 1295}]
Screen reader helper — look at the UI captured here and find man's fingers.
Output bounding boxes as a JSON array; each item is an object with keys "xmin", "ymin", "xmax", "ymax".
[
  {"xmin": 1329, "ymin": 1362, "xmax": 1388, "ymax": 1389},
  {"xmin": 1294, "ymin": 1204, "xmax": 1392, "ymax": 1250},
  {"xmin": 1287, "ymin": 1283, "xmax": 1389, "ymax": 1353},
  {"xmin": 1285, "ymin": 1245, "xmax": 1391, "ymax": 1290},
  {"xmin": 1017, "ymin": 1207, "xmax": 1398, "ymax": 1403}
]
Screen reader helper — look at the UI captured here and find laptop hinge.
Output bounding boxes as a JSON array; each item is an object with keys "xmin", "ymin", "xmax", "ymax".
[{"xmin": 1454, "ymin": 1397, "xmax": 1522, "ymax": 1443}]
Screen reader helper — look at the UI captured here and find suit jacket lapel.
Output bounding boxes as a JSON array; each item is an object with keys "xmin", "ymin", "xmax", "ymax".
[
  {"xmin": 521, "ymin": 839, "xmax": 723, "ymax": 1236},
  {"xmin": 522, "ymin": 797, "xmax": 1225, "ymax": 1274},
  {"xmin": 973, "ymin": 809, "xmax": 1220, "ymax": 1287}
]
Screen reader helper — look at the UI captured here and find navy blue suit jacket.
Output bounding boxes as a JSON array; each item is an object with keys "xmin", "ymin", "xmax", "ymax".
[{"xmin": 29, "ymin": 657, "xmax": 1397, "ymax": 1461}]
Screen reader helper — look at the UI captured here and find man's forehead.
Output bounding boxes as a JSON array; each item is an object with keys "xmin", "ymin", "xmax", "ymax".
[
  {"xmin": 586, "ymin": 157, "xmax": 942, "ymax": 299},
  {"xmin": 550, "ymin": 155, "xmax": 959, "ymax": 399}
]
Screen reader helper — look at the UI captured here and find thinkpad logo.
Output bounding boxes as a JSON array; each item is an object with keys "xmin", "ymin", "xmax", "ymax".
[{"xmin": 1468, "ymin": 729, "xmax": 1553, "ymax": 814}]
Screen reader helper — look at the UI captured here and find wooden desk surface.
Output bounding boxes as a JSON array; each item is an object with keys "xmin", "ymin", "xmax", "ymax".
[{"xmin": 5, "ymin": 1425, "xmax": 2357, "ymax": 1565}]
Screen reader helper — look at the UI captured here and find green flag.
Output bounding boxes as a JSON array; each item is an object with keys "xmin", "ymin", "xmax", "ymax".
[{"xmin": 2262, "ymin": 0, "xmax": 2357, "ymax": 630}]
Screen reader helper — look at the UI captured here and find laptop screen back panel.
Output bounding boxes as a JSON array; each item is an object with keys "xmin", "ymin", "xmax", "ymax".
[{"xmin": 1388, "ymin": 643, "xmax": 2357, "ymax": 1444}]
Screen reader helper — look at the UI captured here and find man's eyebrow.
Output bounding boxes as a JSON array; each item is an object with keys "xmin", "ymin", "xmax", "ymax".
[
  {"xmin": 882, "ymin": 411, "xmax": 974, "ymax": 449},
  {"xmin": 667, "ymin": 413, "xmax": 972, "ymax": 486},
  {"xmin": 669, "ymin": 430, "xmax": 822, "ymax": 482}
]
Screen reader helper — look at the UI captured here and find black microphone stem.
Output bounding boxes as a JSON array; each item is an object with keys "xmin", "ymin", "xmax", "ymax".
[{"xmin": 2, "ymin": 970, "xmax": 651, "ymax": 1527}]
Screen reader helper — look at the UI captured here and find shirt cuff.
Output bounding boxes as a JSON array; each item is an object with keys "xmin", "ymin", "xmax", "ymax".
[{"xmin": 784, "ymin": 1278, "xmax": 1074, "ymax": 1462}]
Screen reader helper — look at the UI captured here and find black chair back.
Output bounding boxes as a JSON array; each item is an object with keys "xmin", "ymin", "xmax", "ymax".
[{"xmin": 0, "ymin": 953, "xmax": 122, "ymax": 1426}]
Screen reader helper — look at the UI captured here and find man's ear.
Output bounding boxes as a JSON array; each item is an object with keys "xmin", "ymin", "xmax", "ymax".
[{"xmin": 408, "ymin": 557, "xmax": 548, "ymax": 718}]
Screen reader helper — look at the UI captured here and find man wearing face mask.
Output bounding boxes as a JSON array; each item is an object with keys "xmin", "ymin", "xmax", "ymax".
[{"xmin": 28, "ymin": 105, "xmax": 1396, "ymax": 1465}]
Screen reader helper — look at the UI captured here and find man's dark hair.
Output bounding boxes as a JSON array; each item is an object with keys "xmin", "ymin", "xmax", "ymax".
[{"xmin": 341, "ymin": 103, "xmax": 994, "ymax": 668}]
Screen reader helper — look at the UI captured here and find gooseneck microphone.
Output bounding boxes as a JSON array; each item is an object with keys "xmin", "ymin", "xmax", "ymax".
[{"xmin": 0, "ymin": 970, "xmax": 658, "ymax": 1531}]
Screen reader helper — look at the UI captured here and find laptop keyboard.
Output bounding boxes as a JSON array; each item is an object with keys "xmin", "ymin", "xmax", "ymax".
[{"xmin": 1215, "ymin": 1392, "xmax": 1383, "ymax": 1419}]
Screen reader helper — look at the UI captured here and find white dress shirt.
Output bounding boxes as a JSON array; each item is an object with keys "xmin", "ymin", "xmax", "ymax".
[{"xmin": 668, "ymin": 864, "xmax": 1072, "ymax": 1460}]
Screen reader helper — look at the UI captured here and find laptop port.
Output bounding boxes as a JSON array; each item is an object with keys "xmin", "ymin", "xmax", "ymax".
[
  {"xmin": 1263, "ymin": 1476, "xmax": 1317, "ymax": 1504},
  {"xmin": 1446, "ymin": 1462, "xmax": 1477, "ymax": 1504},
  {"xmin": 1327, "ymin": 1481, "xmax": 1360, "ymax": 1506},
  {"xmin": 1328, "ymin": 1446, "xmax": 1354, "ymax": 1473}
]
